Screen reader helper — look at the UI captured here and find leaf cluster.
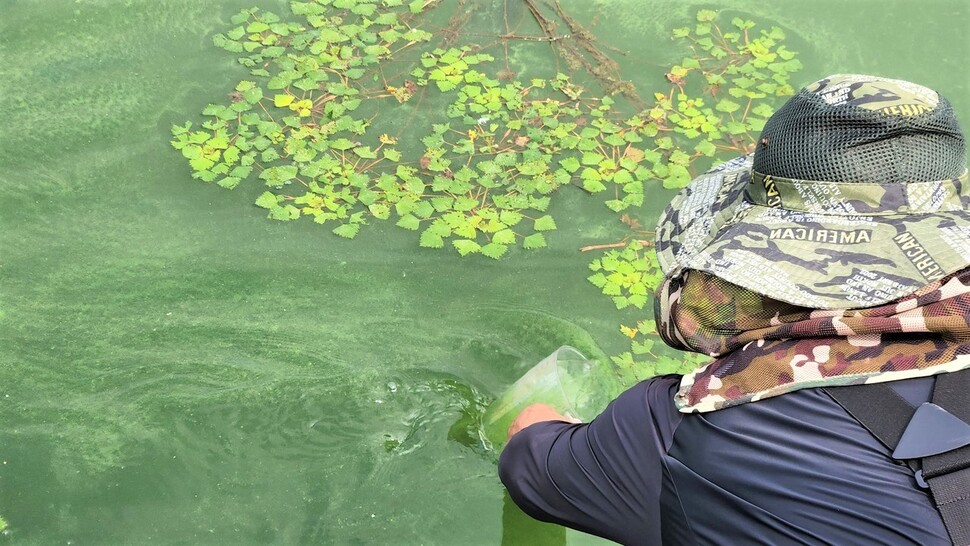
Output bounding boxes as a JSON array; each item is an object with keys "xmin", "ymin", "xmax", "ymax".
[
  {"xmin": 585, "ymin": 9, "xmax": 802, "ymax": 374},
  {"xmin": 173, "ymin": 4, "xmax": 801, "ymax": 265},
  {"xmin": 172, "ymin": 4, "xmax": 800, "ymax": 382},
  {"xmin": 605, "ymin": 317, "xmax": 710, "ymax": 382},
  {"xmin": 587, "ymin": 241, "xmax": 661, "ymax": 310},
  {"xmin": 650, "ymin": 10, "xmax": 803, "ymax": 187}
]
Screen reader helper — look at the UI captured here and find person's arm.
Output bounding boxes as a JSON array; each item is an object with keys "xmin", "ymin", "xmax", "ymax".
[
  {"xmin": 498, "ymin": 376, "xmax": 684, "ymax": 545},
  {"xmin": 506, "ymin": 403, "xmax": 580, "ymax": 439}
]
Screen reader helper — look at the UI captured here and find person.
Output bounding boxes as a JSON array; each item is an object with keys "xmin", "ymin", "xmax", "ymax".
[{"xmin": 498, "ymin": 75, "xmax": 970, "ymax": 545}]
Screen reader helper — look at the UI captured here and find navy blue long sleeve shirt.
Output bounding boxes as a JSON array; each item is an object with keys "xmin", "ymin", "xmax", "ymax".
[{"xmin": 498, "ymin": 375, "xmax": 949, "ymax": 545}]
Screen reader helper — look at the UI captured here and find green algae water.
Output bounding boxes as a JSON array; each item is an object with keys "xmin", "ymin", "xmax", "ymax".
[{"xmin": 1, "ymin": 0, "xmax": 968, "ymax": 543}]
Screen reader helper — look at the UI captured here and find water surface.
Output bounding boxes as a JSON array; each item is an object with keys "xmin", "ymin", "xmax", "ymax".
[{"xmin": 1, "ymin": 0, "xmax": 967, "ymax": 543}]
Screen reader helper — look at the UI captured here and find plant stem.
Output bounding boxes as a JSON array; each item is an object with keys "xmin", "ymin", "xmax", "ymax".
[{"xmin": 579, "ymin": 239, "xmax": 653, "ymax": 252}]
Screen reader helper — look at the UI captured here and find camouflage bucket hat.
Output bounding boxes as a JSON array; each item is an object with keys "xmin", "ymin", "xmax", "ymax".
[{"xmin": 655, "ymin": 74, "xmax": 970, "ymax": 309}]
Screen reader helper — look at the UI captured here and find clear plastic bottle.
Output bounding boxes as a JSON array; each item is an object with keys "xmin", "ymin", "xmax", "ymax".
[{"xmin": 482, "ymin": 346, "xmax": 623, "ymax": 449}]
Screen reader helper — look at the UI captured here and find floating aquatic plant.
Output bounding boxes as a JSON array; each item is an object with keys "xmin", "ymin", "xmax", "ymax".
[
  {"xmin": 173, "ymin": 3, "xmax": 798, "ymax": 256},
  {"xmin": 587, "ymin": 240, "xmax": 659, "ymax": 311},
  {"xmin": 613, "ymin": 318, "xmax": 712, "ymax": 380},
  {"xmin": 172, "ymin": 2, "xmax": 801, "ymax": 377},
  {"xmin": 581, "ymin": 10, "xmax": 802, "ymax": 376}
]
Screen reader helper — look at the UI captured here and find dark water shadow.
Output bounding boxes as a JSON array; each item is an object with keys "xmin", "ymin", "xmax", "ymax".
[{"xmin": 502, "ymin": 490, "xmax": 567, "ymax": 546}]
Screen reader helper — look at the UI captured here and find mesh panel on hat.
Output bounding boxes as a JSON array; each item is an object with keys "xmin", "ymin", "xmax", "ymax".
[
  {"xmin": 673, "ymin": 266, "xmax": 970, "ymax": 412},
  {"xmin": 753, "ymin": 90, "xmax": 966, "ymax": 184},
  {"xmin": 673, "ymin": 271, "xmax": 812, "ymax": 355},
  {"xmin": 671, "ymin": 267, "xmax": 970, "ymax": 358}
]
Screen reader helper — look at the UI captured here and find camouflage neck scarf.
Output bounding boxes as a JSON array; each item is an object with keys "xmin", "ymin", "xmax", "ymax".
[{"xmin": 656, "ymin": 268, "xmax": 970, "ymax": 413}]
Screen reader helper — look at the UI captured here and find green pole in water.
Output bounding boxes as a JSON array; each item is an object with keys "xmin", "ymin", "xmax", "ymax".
[{"xmin": 482, "ymin": 346, "xmax": 624, "ymax": 449}]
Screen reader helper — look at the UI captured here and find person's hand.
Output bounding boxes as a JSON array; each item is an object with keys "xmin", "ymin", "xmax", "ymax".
[{"xmin": 506, "ymin": 403, "xmax": 581, "ymax": 440}]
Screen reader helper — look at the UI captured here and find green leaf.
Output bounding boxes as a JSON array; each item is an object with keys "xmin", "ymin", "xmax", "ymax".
[
  {"xmin": 681, "ymin": 57, "xmax": 701, "ymax": 69},
  {"xmin": 413, "ymin": 201, "xmax": 435, "ymax": 219},
  {"xmin": 259, "ymin": 165, "xmax": 299, "ymax": 186},
  {"xmin": 480, "ymin": 242, "xmax": 508, "ymax": 259},
  {"xmin": 695, "ymin": 139, "xmax": 717, "ymax": 156},
  {"xmin": 452, "ymin": 239, "xmax": 481, "ymax": 256},
  {"xmin": 533, "ymin": 215, "xmax": 557, "ymax": 231},
  {"xmin": 317, "ymin": 28, "xmax": 347, "ymax": 43},
  {"xmin": 732, "ymin": 17, "xmax": 754, "ymax": 30},
  {"xmin": 396, "ymin": 214, "xmax": 421, "ymax": 230},
  {"xmin": 374, "ymin": 12, "xmax": 398, "ymax": 25},
  {"xmin": 213, "ymin": 34, "xmax": 244, "ymax": 52},
  {"xmin": 369, "ymin": 203, "xmax": 390, "ymax": 220},
  {"xmin": 588, "ymin": 272, "xmax": 607, "ymax": 288},
  {"xmin": 229, "ymin": 10, "xmax": 251, "ymax": 24},
  {"xmin": 725, "ymin": 121, "xmax": 748, "ymax": 135},
  {"xmin": 218, "ymin": 176, "xmax": 242, "ymax": 189},
  {"xmin": 194, "ymin": 170, "xmax": 218, "ymax": 182},
  {"xmin": 255, "ymin": 191, "xmax": 279, "ymax": 209},
  {"xmin": 602, "ymin": 134, "xmax": 625, "ymax": 146},
  {"xmin": 243, "ymin": 87, "xmax": 263, "ymax": 104},
  {"xmin": 350, "ymin": 3, "xmax": 376, "ymax": 16},
  {"xmin": 493, "ymin": 229, "xmax": 516, "ymax": 245},
  {"xmin": 623, "ymin": 192, "xmax": 644, "ymax": 207},
  {"xmin": 431, "ymin": 197, "xmax": 454, "ymax": 212},
  {"xmin": 419, "ymin": 229, "xmax": 445, "ymax": 248},
  {"xmin": 269, "ymin": 204, "xmax": 301, "ymax": 221},
  {"xmin": 516, "ymin": 160, "xmax": 547, "ymax": 176},
  {"xmin": 530, "ymin": 196, "xmax": 551, "ymax": 212},
  {"xmin": 330, "ymin": 138, "xmax": 356, "ymax": 151},
  {"xmin": 631, "ymin": 338, "xmax": 655, "ymax": 355},
  {"xmin": 603, "ymin": 282, "xmax": 622, "ymax": 296},
  {"xmin": 605, "ymin": 199, "xmax": 627, "ymax": 212},
  {"xmin": 696, "ymin": 9, "xmax": 717, "ymax": 21},
  {"xmin": 664, "ymin": 164, "xmax": 692, "ymax": 188},
  {"xmin": 353, "ymin": 146, "xmax": 378, "ymax": 159},
  {"xmin": 499, "ymin": 210, "xmax": 523, "ymax": 226},
  {"xmin": 583, "ymin": 178, "xmax": 607, "ymax": 193},
  {"xmin": 435, "ymin": 79, "xmax": 457, "ymax": 92},
  {"xmin": 751, "ymin": 103, "xmax": 775, "ymax": 118},
  {"xmin": 453, "ymin": 196, "xmax": 478, "ymax": 212},
  {"xmin": 494, "ymin": 152, "xmax": 516, "ymax": 167},
  {"xmin": 715, "ymin": 99, "xmax": 741, "ymax": 113},
  {"xmin": 522, "ymin": 233, "xmax": 546, "ymax": 250},
  {"xmin": 274, "ymin": 94, "xmax": 294, "ymax": 107},
  {"xmin": 613, "ymin": 170, "xmax": 634, "ymax": 185},
  {"xmin": 333, "ymin": 223, "xmax": 361, "ymax": 239}
]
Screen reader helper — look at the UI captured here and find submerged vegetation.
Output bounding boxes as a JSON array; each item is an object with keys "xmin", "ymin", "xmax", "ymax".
[{"xmin": 172, "ymin": 1, "xmax": 802, "ymax": 380}]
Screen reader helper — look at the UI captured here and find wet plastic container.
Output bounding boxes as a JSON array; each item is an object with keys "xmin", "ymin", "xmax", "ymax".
[{"xmin": 482, "ymin": 346, "xmax": 622, "ymax": 449}]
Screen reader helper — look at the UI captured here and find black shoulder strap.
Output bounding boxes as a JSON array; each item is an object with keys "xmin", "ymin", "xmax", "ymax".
[
  {"xmin": 825, "ymin": 370, "xmax": 970, "ymax": 546},
  {"xmin": 824, "ymin": 382, "xmax": 915, "ymax": 452},
  {"xmin": 925, "ymin": 371, "xmax": 970, "ymax": 545}
]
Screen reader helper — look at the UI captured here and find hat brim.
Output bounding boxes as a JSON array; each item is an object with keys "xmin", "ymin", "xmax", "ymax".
[{"xmin": 656, "ymin": 156, "xmax": 970, "ymax": 309}]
